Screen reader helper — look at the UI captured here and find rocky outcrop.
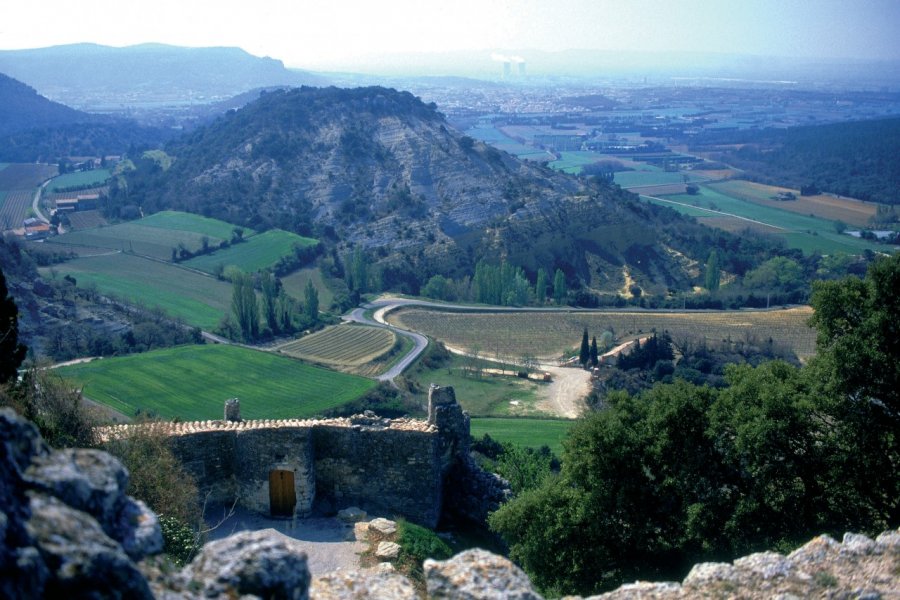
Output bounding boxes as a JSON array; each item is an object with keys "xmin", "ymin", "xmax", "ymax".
[
  {"xmin": 0, "ymin": 407, "xmax": 160, "ymax": 599},
  {"xmin": 3, "ymin": 406, "xmax": 897, "ymax": 599}
]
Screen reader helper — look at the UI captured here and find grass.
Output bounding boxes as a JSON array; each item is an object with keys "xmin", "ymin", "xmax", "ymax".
[
  {"xmin": 281, "ymin": 267, "xmax": 335, "ymax": 310},
  {"xmin": 184, "ymin": 229, "xmax": 317, "ymax": 274},
  {"xmin": 42, "ymin": 253, "xmax": 232, "ymax": 330},
  {"xmin": 657, "ymin": 186, "xmax": 884, "ymax": 254},
  {"xmin": 48, "ymin": 169, "xmax": 111, "ymax": 192},
  {"xmin": 548, "ymin": 151, "xmax": 608, "ymax": 174},
  {"xmin": 411, "ymin": 354, "xmax": 545, "ymax": 417},
  {"xmin": 46, "ymin": 211, "xmax": 240, "ymax": 261},
  {"xmin": 708, "ymin": 180, "xmax": 877, "ymax": 228},
  {"xmin": 278, "ymin": 325, "xmax": 396, "ymax": 366},
  {"xmin": 135, "ymin": 210, "xmax": 248, "ymax": 239},
  {"xmin": 57, "ymin": 344, "xmax": 375, "ymax": 421},
  {"xmin": 390, "ymin": 306, "xmax": 818, "ymax": 360},
  {"xmin": 615, "ymin": 170, "xmax": 705, "ymax": 188},
  {"xmin": 471, "ymin": 417, "xmax": 575, "ymax": 456}
]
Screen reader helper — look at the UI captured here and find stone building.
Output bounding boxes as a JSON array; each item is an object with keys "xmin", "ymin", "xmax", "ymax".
[{"xmin": 100, "ymin": 385, "xmax": 507, "ymax": 527}]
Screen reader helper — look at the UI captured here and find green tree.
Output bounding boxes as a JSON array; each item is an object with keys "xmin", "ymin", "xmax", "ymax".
[
  {"xmin": 579, "ymin": 328, "xmax": 590, "ymax": 367},
  {"xmin": 303, "ymin": 279, "xmax": 319, "ymax": 325},
  {"xmin": 589, "ymin": 336, "xmax": 599, "ymax": 367},
  {"xmin": 535, "ymin": 268, "xmax": 548, "ymax": 304},
  {"xmin": 230, "ymin": 273, "xmax": 258, "ymax": 341},
  {"xmin": 553, "ymin": 269, "xmax": 566, "ymax": 305},
  {"xmin": 0, "ymin": 268, "xmax": 27, "ymax": 383},
  {"xmin": 704, "ymin": 249, "xmax": 720, "ymax": 291},
  {"xmin": 259, "ymin": 271, "xmax": 279, "ymax": 334},
  {"xmin": 743, "ymin": 256, "xmax": 804, "ymax": 291},
  {"xmin": 422, "ymin": 274, "xmax": 449, "ymax": 301}
]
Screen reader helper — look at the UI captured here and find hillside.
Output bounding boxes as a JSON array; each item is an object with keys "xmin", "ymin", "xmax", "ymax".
[
  {"xmin": 0, "ymin": 73, "xmax": 98, "ymax": 136},
  {"xmin": 112, "ymin": 86, "xmax": 762, "ymax": 294},
  {"xmin": 0, "ymin": 44, "xmax": 328, "ymax": 107},
  {"xmin": 0, "ymin": 72, "xmax": 169, "ymax": 162}
]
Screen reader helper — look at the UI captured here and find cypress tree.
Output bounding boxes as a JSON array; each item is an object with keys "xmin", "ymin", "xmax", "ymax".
[{"xmin": 579, "ymin": 328, "xmax": 590, "ymax": 367}]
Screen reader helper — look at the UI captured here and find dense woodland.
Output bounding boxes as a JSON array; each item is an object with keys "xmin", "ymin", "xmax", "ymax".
[{"xmin": 693, "ymin": 117, "xmax": 900, "ymax": 205}]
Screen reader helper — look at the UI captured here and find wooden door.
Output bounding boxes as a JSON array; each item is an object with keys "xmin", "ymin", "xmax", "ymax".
[{"xmin": 269, "ymin": 469, "xmax": 296, "ymax": 517}]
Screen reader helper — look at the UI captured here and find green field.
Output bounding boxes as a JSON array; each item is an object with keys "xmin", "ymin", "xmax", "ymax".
[
  {"xmin": 391, "ymin": 306, "xmax": 818, "ymax": 360},
  {"xmin": 47, "ymin": 211, "xmax": 241, "ymax": 260},
  {"xmin": 185, "ymin": 229, "xmax": 317, "ymax": 274},
  {"xmin": 282, "ymin": 267, "xmax": 335, "ymax": 310},
  {"xmin": 48, "ymin": 169, "xmax": 111, "ymax": 192},
  {"xmin": 656, "ymin": 186, "xmax": 884, "ymax": 254},
  {"xmin": 43, "ymin": 253, "xmax": 232, "ymax": 330},
  {"xmin": 57, "ymin": 344, "xmax": 375, "ymax": 421},
  {"xmin": 548, "ymin": 151, "xmax": 607, "ymax": 174},
  {"xmin": 278, "ymin": 324, "xmax": 396, "ymax": 366},
  {"xmin": 614, "ymin": 170, "xmax": 705, "ymax": 188},
  {"xmin": 411, "ymin": 354, "xmax": 546, "ymax": 417},
  {"xmin": 471, "ymin": 417, "xmax": 575, "ymax": 456},
  {"xmin": 135, "ymin": 210, "xmax": 246, "ymax": 239}
]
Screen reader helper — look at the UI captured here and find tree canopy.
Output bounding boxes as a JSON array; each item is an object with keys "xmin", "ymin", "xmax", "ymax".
[{"xmin": 490, "ymin": 254, "xmax": 900, "ymax": 596}]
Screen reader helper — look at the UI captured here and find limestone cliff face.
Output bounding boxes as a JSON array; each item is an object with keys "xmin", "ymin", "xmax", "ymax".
[{"xmin": 132, "ymin": 86, "xmax": 704, "ymax": 292}]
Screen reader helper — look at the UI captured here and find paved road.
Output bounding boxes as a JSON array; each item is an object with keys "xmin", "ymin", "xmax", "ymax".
[{"xmin": 342, "ymin": 302, "xmax": 428, "ymax": 382}]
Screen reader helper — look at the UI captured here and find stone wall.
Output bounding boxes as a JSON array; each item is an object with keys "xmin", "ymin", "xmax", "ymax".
[
  {"xmin": 102, "ymin": 408, "xmax": 452, "ymax": 527},
  {"xmin": 312, "ymin": 420, "xmax": 443, "ymax": 525}
]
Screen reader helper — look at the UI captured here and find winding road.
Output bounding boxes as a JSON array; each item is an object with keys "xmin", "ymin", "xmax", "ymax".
[{"xmin": 341, "ymin": 298, "xmax": 593, "ymax": 417}]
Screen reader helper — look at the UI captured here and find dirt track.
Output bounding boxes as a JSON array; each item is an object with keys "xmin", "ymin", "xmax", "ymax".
[{"xmin": 535, "ymin": 364, "xmax": 589, "ymax": 418}]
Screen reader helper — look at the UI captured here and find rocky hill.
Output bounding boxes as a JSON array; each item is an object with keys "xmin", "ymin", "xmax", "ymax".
[
  {"xmin": 116, "ymin": 85, "xmax": 728, "ymax": 294},
  {"xmin": 2, "ymin": 407, "xmax": 897, "ymax": 599}
]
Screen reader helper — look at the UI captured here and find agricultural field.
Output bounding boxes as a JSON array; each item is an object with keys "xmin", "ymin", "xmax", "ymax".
[
  {"xmin": 184, "ymin": 229, "xmax": 317, "ymax": 274},
  {"xmin": 278, "ymin": 324, "xmax": 396, "ymax": 367},
  {"xmin": 65, "ymin": 211, "xmax": 107, "ymax": 231},
  {"xmin": 46, "ymin": 211, "xmax": 241, "ymax": 260},
  {"xmin": 0, "ymin": 189, "xmax": 35, "ymax": 230},
  {"xmin": 57, "ymin": 344, "xmax": 375, "ymax": 421},
  {"xmin": 466, "ymin": 123, "xmax": 545, "ymax": 158},
  {"xmin": 47, "ymin": 169, "xmax": 111, "ymax": 192},
  {"xmin": 470, "ymin": 417, "xmax": 575, "ymax": 456},
  {"xmin": 136, "ymin": 210, "xmax": 243, "ymax": 239},
  {"xmin": 657, "ymin": 186, "xmax": 883, "ymax": 254},
  {"xmin": 0, "ymin": 163, "xmax": 56, "ymax": 190},
  {"xmin": 614, "ymin": 170, "xmax": 707, "ymax": 188},
  {"xmin": 41, "ymin": 253, "xmax": 233, "ymax": 330},
  {"xmin": 547, "ymin": 151, "xmax": 609, "ymax": 174},
  {"xmin": 389, "ymin": 306, "xmax": 818, "ymax": 361},
  {"xmin": 707, "ymin": 180, "xmax": 877, "ymax": 228},
  {"xmin": 282, "ymin": 267, "xmax": 335, "ymax": 310}
]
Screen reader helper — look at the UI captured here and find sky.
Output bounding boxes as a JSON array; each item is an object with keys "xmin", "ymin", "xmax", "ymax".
[{"xmin": 3, "ymin": 0, "xmax": 899, "ymax": 70}]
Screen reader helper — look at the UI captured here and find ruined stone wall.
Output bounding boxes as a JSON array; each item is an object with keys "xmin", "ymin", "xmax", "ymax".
[
  {"xmin": 98, "ymin": 387, "xmax": 500, "ymax": 528},
  {"xmin": 312, "ymin": 423, "xmax": 443, "ymax": 527},
  {"xmin": 168, "ymin": 429, "xmax": 237, "ymax": 507},
  {"xmin": 233, "ymin": 428, "xmax": 316, "ymax": 517}
]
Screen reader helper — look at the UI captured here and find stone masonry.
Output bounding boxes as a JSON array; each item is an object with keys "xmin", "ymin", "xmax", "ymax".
[{"xmin": 99, "ymin": 385, "xmax": 489, "ymax": 528}]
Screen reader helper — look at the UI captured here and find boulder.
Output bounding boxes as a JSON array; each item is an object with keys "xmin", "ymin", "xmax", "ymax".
[
  {"xmin": 375, "ymin": 541, "xmax": 401, "ymax": 560},
  {"xmin": 312, "ymin": 570, "xmax": 417, "ymax": 599},
  {"xmin": 368, "ymin": 517, "xmax": 398, "ymax": 542},
  {"xmin": 337, "ymin": 506, "xmax": 368, "ymax": 523},
  {"xmin": 425, "ymin": 548, "xmax": 543, "ymax": 600},
  {"xmin": 184, "ymin": 528, "xmax": 311, "ymax": 600}
]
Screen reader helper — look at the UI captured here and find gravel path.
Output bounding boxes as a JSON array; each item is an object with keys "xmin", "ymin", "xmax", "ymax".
[{"xmin": 205, "ymin": 508, "xmax": 365, "ymax": 575}]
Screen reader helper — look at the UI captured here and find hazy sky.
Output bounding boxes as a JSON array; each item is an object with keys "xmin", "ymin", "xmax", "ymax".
[{"xmin": 3, "ymin": 0, "xmax": 899, "ymax": 69}]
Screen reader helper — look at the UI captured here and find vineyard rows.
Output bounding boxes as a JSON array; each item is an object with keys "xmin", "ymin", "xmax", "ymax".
[
  {"xmin": 389, "ymin": 307, "xmax": 817, "ymax": 361},
  {"xmin": 0, "ymin": 189, "xmax": 35, "ymax": 229},
  {"xmin": 279, "ymin": 325, "xmax": 396, "ymax": 366}
]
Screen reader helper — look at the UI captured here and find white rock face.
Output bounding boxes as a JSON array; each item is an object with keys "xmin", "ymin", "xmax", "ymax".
[{"xmin": 375, "ymin": 541, "xmax": 401, "ymax": 560}]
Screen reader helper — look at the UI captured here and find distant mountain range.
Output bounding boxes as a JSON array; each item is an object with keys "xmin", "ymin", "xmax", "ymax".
[
  {"xmin": 0, "ymin": 73, "xmax": 101, "ymax": 136},
  {"xmin": 0, "ymin": 44, "xmax": 329, "ymax": 109},
  {"xmin": 110, "ymin": 86, "xmax": 739, "ymax": 294}
]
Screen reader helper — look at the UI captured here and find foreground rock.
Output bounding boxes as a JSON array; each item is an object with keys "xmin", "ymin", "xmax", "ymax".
[{"xmin": 2, "ymin": 407, "xmax": 897, "ymax": 599}]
